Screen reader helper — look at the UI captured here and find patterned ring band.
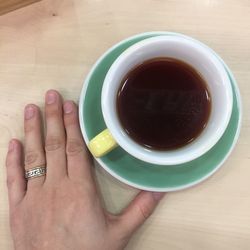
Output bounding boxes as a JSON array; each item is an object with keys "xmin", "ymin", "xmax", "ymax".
[{"xmin": 25, "ymin": 166, "xmax": 47, "ymax": 180}]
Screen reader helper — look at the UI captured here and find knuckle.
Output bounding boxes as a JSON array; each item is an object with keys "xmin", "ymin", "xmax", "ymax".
[
  {"xmin": 45, "ymin": 136, "xmax": 64, "ymax": 152},
  {"xmin": 25, "ymin": 151, "xmax": 41, "ymax": 166},
  {"xmin": 24, "ymin": 123, "xmax": 35, "ymax": 133},
  {"xmin": 7, "ymin": 176, "xmax": 15, "ymax": 189},
  {"xmin": 64, "ymin": 115, "xmax": 78, "ymax": 126},
  {"xmin": 44, "ymin": 188, "xmax": 57, "ymax": 204},
  {"xmin": 46, "ymin": 107, "xmax": 60, "ymax": 118},
  {"xmin": 137, "ymin": 204, "xmax": 152, "ymax": 220},
  {"xmin": 66, "ymin": 139, "xmax": 84, "ymax": 155}
]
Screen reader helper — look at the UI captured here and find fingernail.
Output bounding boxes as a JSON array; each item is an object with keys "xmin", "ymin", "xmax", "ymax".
[
  {"xmin": 8, "ymin": 140, "xmax": 15, "ymax": 152},
  {"xmin": 152, "ymin": 192, "xmax": 165, "ymax": 201},
  {"xmin": 64, "ymin": 102, "xmax": 73, "ymax": 114},
  {"xmin": 25, "ymin": 105, "xmax": 35, "ymax": 120},
  {"xmin": 46, "ymin": 91, "xmax": 56, "ymax": 104}
]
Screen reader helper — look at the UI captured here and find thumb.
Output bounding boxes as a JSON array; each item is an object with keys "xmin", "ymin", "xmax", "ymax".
[{"xmin": 118, "ymin": 191, "xmax": 165, "ymax": 236}]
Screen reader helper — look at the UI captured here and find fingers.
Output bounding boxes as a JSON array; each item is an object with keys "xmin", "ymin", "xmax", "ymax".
[
  {"xmin": 45, "ymin": 90, "xmax": 67, "ymax": 181},
  {"xmin": 63, "ymin": 101, "xmax": 94, "ymax": 184},
  {"xmin": 118, "ymin": 191, "xmax": 165, "ymax": 236},
  {"xmin": 24, "ymin": 104, "xmax": 46, "ymax": 187},
  {"xmin": 6, "ymin": 140, "xmax": 26, "ymax": 209}
]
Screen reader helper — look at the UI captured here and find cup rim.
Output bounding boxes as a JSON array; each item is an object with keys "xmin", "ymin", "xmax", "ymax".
[{"xmin": 101, "ymin": 35, "xmax": 233, "ymax": 165}]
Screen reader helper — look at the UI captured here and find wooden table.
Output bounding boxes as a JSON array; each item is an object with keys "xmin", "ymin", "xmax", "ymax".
[{"xmin": 0, "ymin": 0, "xmax": 249, "ymax": 249}]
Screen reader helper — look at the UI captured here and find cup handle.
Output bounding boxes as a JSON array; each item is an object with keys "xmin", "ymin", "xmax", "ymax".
[{"xmin": 88, "ymin": 129, "xmax": 118, "ymax": 157}]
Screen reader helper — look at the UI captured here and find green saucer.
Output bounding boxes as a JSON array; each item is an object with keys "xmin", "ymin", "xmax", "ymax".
[{"xmin": 79, "ymin": 32, "xmax": 242, "ymax": 191}]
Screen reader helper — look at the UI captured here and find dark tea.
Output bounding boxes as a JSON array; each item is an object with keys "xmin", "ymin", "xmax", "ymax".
[{"xmin": 116, "ymin": 57, "xmax": 211, "ymax": 150}]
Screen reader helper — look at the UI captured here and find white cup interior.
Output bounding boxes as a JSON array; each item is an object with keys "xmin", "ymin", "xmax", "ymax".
[{"xmin": 102, "ymin": 36, "xmax": 233, "ymax": 165}]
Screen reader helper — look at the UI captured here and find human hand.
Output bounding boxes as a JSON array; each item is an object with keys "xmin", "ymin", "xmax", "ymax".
[{"xmin": 5, "ymin": 90, "xmax": 165, "ymax": 250}]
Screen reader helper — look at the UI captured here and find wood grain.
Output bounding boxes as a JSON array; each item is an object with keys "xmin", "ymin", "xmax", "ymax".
[
  {"xmin": 0, "ymin": 0, "xmax": 41, "ymax": 16},
  {"xmin": 0, "ymin": 0, "xmax": 250, "ymax": 249}
]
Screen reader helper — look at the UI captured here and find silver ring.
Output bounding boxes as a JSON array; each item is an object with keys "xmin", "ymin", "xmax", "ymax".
[{"xmin": 25, "ymin": 166, "xmax": 46, "ymax": 180}]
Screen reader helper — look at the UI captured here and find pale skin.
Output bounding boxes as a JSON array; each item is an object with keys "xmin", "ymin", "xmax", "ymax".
[{"xmin": 5, "ymin": 90, "xmax": 165, "ymax": 250}]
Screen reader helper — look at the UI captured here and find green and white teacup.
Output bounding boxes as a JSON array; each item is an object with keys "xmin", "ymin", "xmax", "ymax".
[{"xmin": 86, "ymin": 35, "xmax": 233, "ymax": 165}]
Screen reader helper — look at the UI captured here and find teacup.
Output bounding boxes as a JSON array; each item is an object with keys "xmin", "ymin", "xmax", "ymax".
[{"xmin": 87, "ymin": 35, "xmax": 233, "ymax": 165}]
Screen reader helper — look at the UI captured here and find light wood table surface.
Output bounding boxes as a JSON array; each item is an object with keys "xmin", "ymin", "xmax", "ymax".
[{"xmin": 0, "ymin": 0, "xmax": 250, "ymax": 249}]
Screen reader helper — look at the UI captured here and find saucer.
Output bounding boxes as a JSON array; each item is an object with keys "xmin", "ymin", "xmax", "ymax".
[{"xmin": 79, "ymin": 32, "xmax": 242, "ymax": 192}]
